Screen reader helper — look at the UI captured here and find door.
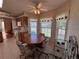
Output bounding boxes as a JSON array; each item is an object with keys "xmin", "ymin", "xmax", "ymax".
[{"xmin": 4, "ymin": 18, "xmax": 13, "ymax": 38}]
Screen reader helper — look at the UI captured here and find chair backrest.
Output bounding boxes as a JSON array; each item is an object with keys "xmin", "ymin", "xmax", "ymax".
[
  {"xmin": 16, "ymin": 41, "xmax": 33, "ymax": 56},
  {"xmin": 66, "ymin": 36, "xmax": 78, "ymax": 59},
  {"xmin": 16, "ymin": 41, "xmax": 26, "ymax": 54}
]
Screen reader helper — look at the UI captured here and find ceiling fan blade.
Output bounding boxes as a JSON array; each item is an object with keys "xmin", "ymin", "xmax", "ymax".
[
  {"xmin": 28, "ymin": 5, "xmax": 36, "ymax": 10},
  {"xmin": 37, "ymin": 3, "xmax": 42, "ymax": 8},
  {"xmin": 30, "ymin": 9, "xmax": 34, "ymax": 12},
  {"xmin": 40, "ymin": 8, "xmax": 48, "ymax": 11},
  {"xmin": 28, "ymin": 5, "xmax": 33, "ymax": 8}
]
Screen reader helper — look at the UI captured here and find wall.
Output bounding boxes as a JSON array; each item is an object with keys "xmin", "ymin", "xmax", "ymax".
[{"xmin": 67, "ymin": 0, "xmax": 79, "ymax": 45}]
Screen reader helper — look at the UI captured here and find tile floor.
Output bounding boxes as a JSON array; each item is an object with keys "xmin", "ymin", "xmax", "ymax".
[
  {"xmin": 0, "ymin": 37, "xmax": 65, "ymax": 59},
  {"xmin": 0, "ymin": 38, "xmax": 20, "ymax": 59}
]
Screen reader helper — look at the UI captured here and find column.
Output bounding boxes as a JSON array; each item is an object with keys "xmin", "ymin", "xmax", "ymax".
[
  {"xmin": 49, "ymin": 17, "xmax": 56, "ymax": 49},
  {"xmin": 36, "ymin": 15, "xmax": 41, "ymax": 42}
]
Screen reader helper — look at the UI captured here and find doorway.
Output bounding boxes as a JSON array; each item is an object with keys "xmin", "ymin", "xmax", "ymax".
[
  {"xmin": 2, "ymin": 20, "xmax": 6, "ymax": 39},
  {"xmin": 3, "ymin": 18, "xmax": 14, "ymax": 39}
]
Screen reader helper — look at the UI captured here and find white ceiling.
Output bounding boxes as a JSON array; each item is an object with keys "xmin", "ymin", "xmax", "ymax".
[{"xmin": 2, "ymin": 0, "xmax": 68, "ymax": 15}]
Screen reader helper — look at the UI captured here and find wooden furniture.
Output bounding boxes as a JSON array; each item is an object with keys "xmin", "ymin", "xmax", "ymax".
[
  {"xmin": 16, "ymin": 16, "xmax": 28, "ymax": 27},
  {"xmin": 18, "ymin": 32, "xmax": 31, "ymax": 43},
  {"xmin": 16, "ymin": 16, "xmax": 31, "ymax": 43}
]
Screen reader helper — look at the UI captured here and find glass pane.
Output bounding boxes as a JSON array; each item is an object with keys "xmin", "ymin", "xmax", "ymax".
[
  {"xmin": 40, "ymin": 18, "xmax": 52, "ymax": 37},
  {"xmin": 30, "ymin": 19, "xmax": 37, "ymax": 43},
  {"xmin": 56, "ymin": 19, "xmax": 67, "ymax": 42},
  {"xmin": 0, "ymin": 0, "xmax": 3, "ymax": 8}
]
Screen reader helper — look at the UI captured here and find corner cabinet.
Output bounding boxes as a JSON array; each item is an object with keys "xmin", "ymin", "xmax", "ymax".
[{"xmin": 16, "ymin": 16, "xmax": 31, "ymax": 43}]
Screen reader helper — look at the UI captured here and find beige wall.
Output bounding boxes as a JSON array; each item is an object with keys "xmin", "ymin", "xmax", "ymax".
[{"xmin": 67, "ymin": 0, "xmax": 79, "ymax": 44}]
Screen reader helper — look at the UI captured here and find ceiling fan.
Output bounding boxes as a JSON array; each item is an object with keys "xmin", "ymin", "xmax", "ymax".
[{"xmin": 29, "ymin": 2, "xmax": 48, "ymax": 15}]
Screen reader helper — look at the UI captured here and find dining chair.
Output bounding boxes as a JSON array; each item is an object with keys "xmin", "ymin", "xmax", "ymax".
[{"xmin": 16, "ymin": 41, "xmax": 34, "ymax": 59}]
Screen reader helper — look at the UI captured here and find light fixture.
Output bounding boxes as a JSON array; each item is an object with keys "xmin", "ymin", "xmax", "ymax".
[
  {"xmin": 33, "ymin": 9, "xmax": 41, "ymax": 15},
  {"xmin": 37, "ymin": 10, "xmax": 40, "ymax": 14},
  {"xmin": 0, "ymin": 0, "xmax": 3, "ymax": 8},
  {"xmin": 29, "ymin": 2, "xmax": 48, "ymax": 15}
]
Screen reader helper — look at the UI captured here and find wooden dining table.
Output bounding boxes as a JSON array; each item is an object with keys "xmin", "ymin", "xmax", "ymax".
[{"xmin": 27, "ymin": 41, "xmax": 44, "ymax": 49}]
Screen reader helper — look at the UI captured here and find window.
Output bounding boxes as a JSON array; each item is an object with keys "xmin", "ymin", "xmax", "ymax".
[
  {"xmin": 30, "ymin": 19, "xmax": 37, "ymax": 43},
  {"xmin": 0, "ymin": 0, "xmax": 3, "ymax": 8},
  {"xmin": 40, "ymin": 18, "xmax": 52, "ymax": 37},
  {"xmin": 56, "ymin": 14, "xmax": 67, "ymax": 43}
]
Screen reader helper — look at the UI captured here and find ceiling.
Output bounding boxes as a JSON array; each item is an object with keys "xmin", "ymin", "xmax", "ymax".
[{"xmin": 2, "ymin": 0, "xmax": 68, "ymax": 16}]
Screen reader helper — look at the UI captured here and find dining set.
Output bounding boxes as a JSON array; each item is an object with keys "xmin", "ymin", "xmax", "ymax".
[{"xmin": 16, "ymin": 35, "xmax": 78, "ymax": 59}]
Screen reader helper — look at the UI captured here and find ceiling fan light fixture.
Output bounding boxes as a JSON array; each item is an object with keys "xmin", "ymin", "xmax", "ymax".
[
  {"xmin": 34, "ymin": 10, "xmax": 37, "ymax": 14},
  {"xmin": 37, "ymin": 10, "xmax": 40, "ymax": 14},
  {"xmin": 34, "ymin": 9, "xmax": 40, "ymax": 15},
  {"xmin": 29, "ymin": 2, "xmax": 47, "ymax": 15}
]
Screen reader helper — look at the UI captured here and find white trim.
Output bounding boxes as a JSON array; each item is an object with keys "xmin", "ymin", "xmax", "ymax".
[{"xmin": 0, "ymin": 11, "xmax": 14, "ymax": 19}]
